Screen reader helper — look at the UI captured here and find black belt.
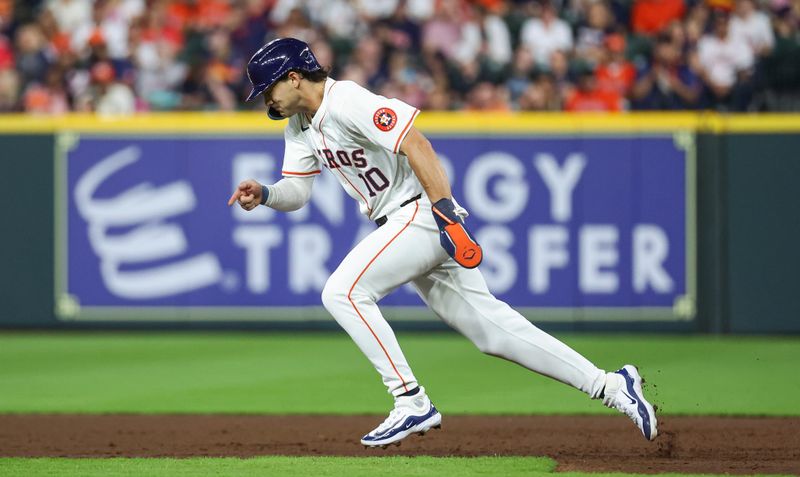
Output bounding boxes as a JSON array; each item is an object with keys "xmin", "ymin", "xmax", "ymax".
[{"xmin": 375, "ymin": 194, "xmax": 422, "ymax": 227}]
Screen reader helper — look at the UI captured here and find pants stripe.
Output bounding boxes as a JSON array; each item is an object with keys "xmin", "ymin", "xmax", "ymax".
[{"xmin": 347, "ymin": 201, "xmax": 420, "ymax": 393}]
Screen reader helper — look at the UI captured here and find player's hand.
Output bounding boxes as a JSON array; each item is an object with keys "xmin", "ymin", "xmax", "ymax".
[
  {"xmin": 227, "ymin": 179, "xmax": 264, "ymax": 211},
  {"xmin": 431, "ymin": 198, "xmax": 483, "ymax": 269}
]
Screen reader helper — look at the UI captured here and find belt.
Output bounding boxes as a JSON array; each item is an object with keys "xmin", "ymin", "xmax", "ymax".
[{"xmin": 375, "ymin": 194, "xmax": 422, "ymax": 227}]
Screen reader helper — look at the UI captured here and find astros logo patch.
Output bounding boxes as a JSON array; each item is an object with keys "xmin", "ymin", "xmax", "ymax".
[{"xmin": 373, "ymin": 108, "xmax": 397, "ymax": 132}]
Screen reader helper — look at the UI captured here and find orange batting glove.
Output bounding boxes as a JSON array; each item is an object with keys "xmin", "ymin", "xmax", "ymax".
[{"xmin": 431, "ymin": 198, "xmax": 483, "ymax": 269}]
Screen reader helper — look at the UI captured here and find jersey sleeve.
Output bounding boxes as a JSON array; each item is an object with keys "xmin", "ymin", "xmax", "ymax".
[
  {"xmin": 282, "ymin": 115, "xmax": 321, "ymax": 177},
  {"xmin": 334, "ymin": 83, "xmax": 420, "ymax": 154}
]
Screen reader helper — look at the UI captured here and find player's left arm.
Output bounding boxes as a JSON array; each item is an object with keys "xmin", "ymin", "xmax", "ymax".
[
  {"xmin": 400, "ymin": 127, "xmax": 482, "ymax": 269},
  {"xmin": 399, "ymin": 127, "xmax": 450, "ymax": 203}
]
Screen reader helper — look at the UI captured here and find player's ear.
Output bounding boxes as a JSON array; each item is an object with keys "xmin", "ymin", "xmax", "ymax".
[{"xmin": 288, "ymin": 71, "xmax": 302, "ymax": 88}]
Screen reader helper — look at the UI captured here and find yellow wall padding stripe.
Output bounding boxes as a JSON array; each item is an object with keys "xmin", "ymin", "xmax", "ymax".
[{"xmin": 0, "ymin": 112, "xmax": 798, "ymax": 134}]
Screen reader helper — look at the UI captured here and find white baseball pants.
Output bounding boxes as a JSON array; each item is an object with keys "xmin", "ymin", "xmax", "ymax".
[{"xmin": 321, "ymin": 197, "xmax": 608, "ymax": 398}]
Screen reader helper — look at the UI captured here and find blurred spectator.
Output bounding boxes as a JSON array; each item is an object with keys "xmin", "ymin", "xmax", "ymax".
[
  {"xmin": 406, "ymin": 0, "xmax": 435, "ymax": 23},
  {"xmin": 229, "ymin": 0, "xmax": 271, "ymax": 61},
  {"xmin": 481, "ymin": 3, "xmax": 514, "ymax": 71},
  {"xmin": 730, "ymin": 0, "xmax": 774, "ymax": 57},
  {"xmin": 464, "ymin": 81, "xmax": 510, "ymax": 110},
  {"xmin": 0, "ymin": 0, "xmax": 797, "ymax": 113},
  {"xmin": 349, "ymin": 35, "xmax": 387, "ymax": 88},
  {"xmin": 506, "ymin": 47, "xmax": 536, "ymax": 103},
  {"xmin": 564, "ymin": 64, "xmax": 623, "ymax": 111},
  {"xmin": 47, "ymin": 0, "xmax": 93, "ymax": 37},
  {"xmin": 273, "ymin": 7, "xmax": 318, "ymax": 43},
  {"xmin": 381, "ymin": 50, "xmax": 431, "ymax": 107},
  {"xmin": 595, "ymin": 33, "xmax": 636, "ymax": 98},
  {"xmin": 0, "ymin": 32, "xmax": 12, "ymax": 70},
  {"xmin": 357, "ymin": 0, "xmax": 400, "ymax": 21},
  {"xmin": 757, "ymin": 0, "xmax": 800, "ymax": 109},
  {"xmin": 14, "ymin": 24, "xmax": 49, "ymax": 89},
  {"xmin": 202, "ymin": 28, "xmax": 243, "ymax": 110},
  {"xmin": 23, "ymin": 65, "xmax": 70, "ymax": 114},
  {"xmin": 130, "ymin": 14, "xmax": 186, "ymax": 110},
  {"xmin": 697, "ymin": 9, "xmax": 755, "ymax": 110},
  {"xmin": 575, "ymin": 1, "xmax": 615, "ymax": 66},
  {"xmin": 72, "ymin": 0, "xmax": 144, "ymax": 61},
  {"xmin": 426, "ymin": 84, "xmax": 452, "ymax": 109},
  {"xmin": 422, "ymin": 0, "xmax": 465, "ymax": 63},
  {"xmin": 548, "ymin": 49, "xmax": 573, "ymax": 97},
  {"xmin": 0, "ymin": 68, "xmax": 18, "ymax": 111},
  {"xmin": 685, "ymin": 2, "xmax": 712, "ymax": 46},
  {"xmin": 631, "ymin": 34, "xmax": 702, "ymax": 109},
  {"xmin": 91, "ymin": 60, "xmax": 135, "ymax": 114},
  {"xmin": 518, "ymin": 72, "xmax": 561, "ymax": 110},
  {"xmin": 519, "ymin": 0, "xmax": 573, "ymax": 67},
  {"xmin": 375, "ymin": 2, "xmax": 421, "ymax": 54},
  {"xmin": 631, "ymin": 0, "xmax": 687, "ymax": 36},
  {"xmin": 0, "ymin": 0, "xmax": 11, "ymax": 28},
  {"xmin": 450, "ymin": 3, "xmax": 512, "ymax": 81}
]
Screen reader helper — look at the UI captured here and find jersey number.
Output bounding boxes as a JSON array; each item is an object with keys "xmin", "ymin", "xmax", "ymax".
[{"xmin": 357, "ymin": 168, "xmax": 389, "ymax": 197}]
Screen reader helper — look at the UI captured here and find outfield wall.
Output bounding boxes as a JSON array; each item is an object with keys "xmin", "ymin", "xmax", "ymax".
[{"xmin": 0, "ymin": 113, "xmax": 797, "ymax": 333}]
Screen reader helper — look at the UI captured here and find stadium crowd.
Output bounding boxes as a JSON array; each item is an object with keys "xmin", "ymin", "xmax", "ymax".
[{"xmin": 0, "ymin": 0, "xmax": 799, "ymax": 115}]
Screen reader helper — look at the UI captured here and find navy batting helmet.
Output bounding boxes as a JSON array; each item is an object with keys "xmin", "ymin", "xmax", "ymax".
[{"xmin": 245, "ymin": 38, "xmax": 322, "ymax": 120}]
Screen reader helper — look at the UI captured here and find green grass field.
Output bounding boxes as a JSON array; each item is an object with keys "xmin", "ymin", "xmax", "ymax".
[
  {"xmin": 1, "ymin": 332, "xmax": 797, "ymax": 415},
  {"xmin": 1, "ymin": 332, "xmax": 798, "ymax": 476},
  {"xmin": 7, "ymin": 456, "xmax": 791, "ymax": 477}
]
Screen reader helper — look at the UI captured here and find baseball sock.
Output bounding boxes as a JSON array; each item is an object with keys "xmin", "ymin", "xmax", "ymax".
[{"xmin": 398, "ymin": 387, "xmax": 420, "ymax": 397}]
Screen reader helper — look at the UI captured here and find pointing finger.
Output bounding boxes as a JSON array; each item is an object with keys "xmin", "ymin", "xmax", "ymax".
[{"xmin": 227, "ymin": 189, "xmax": 241, "ymax": 206}]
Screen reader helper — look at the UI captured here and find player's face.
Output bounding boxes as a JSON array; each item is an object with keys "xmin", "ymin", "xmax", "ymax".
[{"xmin": 264, "ymin": 78, "xmax": 301, "ymax": 117}]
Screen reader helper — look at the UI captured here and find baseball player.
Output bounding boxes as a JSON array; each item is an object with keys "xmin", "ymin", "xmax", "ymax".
[{"xmin": 228, "ymin": 38, "xmax": 658, "ymax": 448}]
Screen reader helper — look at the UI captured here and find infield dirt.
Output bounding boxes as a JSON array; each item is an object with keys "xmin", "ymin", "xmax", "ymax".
[{"xmin": 1, "ymin": 415, "xmax": 798, "ymax": 475}]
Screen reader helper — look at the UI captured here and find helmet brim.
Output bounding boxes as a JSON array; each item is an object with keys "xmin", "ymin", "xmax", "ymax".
[
  {"xmin": 267, "ymin": 107, "xmax": 285, "ymax": 120},
  {"xmin": 246, "ymin": 86, "xmax": 265, "ymax": 102},
  {"xmin": 247, "ymin": 87, "xmax": 286, "ymax": 120}
]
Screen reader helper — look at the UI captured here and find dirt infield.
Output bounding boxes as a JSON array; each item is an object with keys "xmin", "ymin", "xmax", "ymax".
[{"xmin": 1, "ymin": 415, "xmax": 798, "ymax": 474}]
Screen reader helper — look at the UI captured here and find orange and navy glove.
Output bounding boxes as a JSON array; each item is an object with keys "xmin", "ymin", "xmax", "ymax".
[{"xmin": 431, "ymin": 198, "xmax": 483, "ymax": 269}]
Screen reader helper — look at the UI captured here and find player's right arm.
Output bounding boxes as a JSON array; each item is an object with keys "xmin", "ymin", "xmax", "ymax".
[
  {"xmin": 227, "ymin": 115, "xmax": 319, "ymax": 212},
  {"xmin": 228, "ymin": 176, "xmax": 314, "ymax": 212}
]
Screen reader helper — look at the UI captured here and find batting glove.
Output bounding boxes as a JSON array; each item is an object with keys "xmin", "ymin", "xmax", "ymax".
[{"xmin": 431, "ymin": 198, "xmax": 483, "ymax": 269}]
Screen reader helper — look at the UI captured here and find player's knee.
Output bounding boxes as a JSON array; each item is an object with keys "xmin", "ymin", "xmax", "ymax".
[
  {"xmin": 321, "ymin": 276, "xmax": 348, "ymax": 312},
  {"xmin": 474, "ymin": 338, "xmax": 494, "ymax": 355},
  {"xmin": 472, "ymin": 334, "xmax": 503, "ymax": 357}
]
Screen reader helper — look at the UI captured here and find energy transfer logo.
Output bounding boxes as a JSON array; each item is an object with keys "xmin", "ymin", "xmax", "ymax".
[{"xmin": 73, "ymin": 146, "xmax": 222, "ymax": 299}]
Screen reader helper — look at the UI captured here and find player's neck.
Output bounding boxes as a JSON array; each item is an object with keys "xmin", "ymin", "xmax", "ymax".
[{"xmin": 300, "ymin": 80, "xmax": 327, "ymax": 116}]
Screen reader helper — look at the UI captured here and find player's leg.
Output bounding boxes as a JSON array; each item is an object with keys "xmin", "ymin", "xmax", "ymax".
[
  {"xmin": 412, "ymin": 262, "xmax": 606, "ymax": 396},
  {"xmin": 412, "ymin": 260, "xmax": 657, "ymax": 440},
  {"xmin": 321, "ymin": 202, "xmax": 434, "ymax": 396},
  {"xmin": 321, "ymin": 200, "xmax": 442, "ymax": 446}
]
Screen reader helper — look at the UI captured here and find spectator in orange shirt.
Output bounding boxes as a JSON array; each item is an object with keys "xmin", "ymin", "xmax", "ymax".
[
  {"xmin": 565, "ymin": 64, "xmax": 623, "ymax": 111},
  {"xmin": 23, "ymin": 66, "xmax": 70, "ymax": 114},
  {"xmin": 632, "ymin": 0, "xmax": 687, "ymax": 35},
  {"xmin": 0, "ymin": 33, "xmax": 13, "ymax": 71},
  {"xmin": 595, "ymin": 33, "xmax": 636, "ymax": 97}
]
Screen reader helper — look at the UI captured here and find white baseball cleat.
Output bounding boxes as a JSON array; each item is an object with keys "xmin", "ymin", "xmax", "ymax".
[
  {"xmin": 603, "ymin": 365, "xmax": 658, "ymax": 441},
  {"xmin": 361, "ymin": 387, "xmax": 442, "ymax": 448}
]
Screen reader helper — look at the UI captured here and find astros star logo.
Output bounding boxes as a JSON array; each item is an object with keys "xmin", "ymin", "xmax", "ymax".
[{"xmin": 373, "ymin": 107, "xmax": 397, "ymax": 132}]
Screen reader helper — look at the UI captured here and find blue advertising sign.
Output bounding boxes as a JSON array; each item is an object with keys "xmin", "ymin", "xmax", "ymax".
[{"xmin": 55, "ymin": 133, "xmax": 695, "ymax": 322}]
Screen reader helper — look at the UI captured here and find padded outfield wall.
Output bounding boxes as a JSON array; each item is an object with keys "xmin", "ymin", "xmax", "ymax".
[{"xmin": 0, "ymin": 113, "xmax": 797, "ymax": 333}]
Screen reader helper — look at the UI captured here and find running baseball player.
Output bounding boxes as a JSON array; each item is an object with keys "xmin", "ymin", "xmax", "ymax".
[{"xmin": 228, "ymin": 38, "xmax": 658, "ymax": 448}]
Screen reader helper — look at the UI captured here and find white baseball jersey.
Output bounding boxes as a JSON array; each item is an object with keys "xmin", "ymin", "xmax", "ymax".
[
  {"xmin": 274, "ymin": 76, "xmax": 614, "ymax": 412},
  {"xmin": 281, "ymin": 78, "xmax": 423, "ymax": 221}
]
